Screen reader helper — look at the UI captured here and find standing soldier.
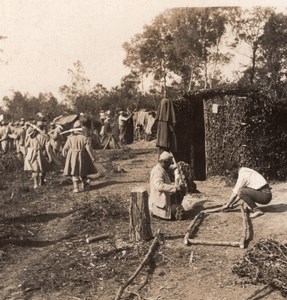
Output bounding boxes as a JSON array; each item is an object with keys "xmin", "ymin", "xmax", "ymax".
[
  {"xmin": 48, "ymin": 122, "xmax": 63, "ymax": 155},
  {"xmin": 17, "ymin": 119, "xmax": 27, "ymax": 159},
  {"xmin": 0, "ymin": 121, "xmax": 12, "ymax": 154},
  {"xmin": 62, "ymin": 120, "xmax": 97, "ymax": 193},
  {"xmin": 24, "ymin": 121, "xmax": 50, "ymax": 189}
]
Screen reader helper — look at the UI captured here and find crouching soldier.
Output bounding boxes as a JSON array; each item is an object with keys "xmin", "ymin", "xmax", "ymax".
[{"xmin": 62, "ymin": 120, "xmax": 97, "ymax": 193}]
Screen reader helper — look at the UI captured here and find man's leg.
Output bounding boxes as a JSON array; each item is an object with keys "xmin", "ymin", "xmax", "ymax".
[
  {"xmin": 72, "ymin": 176, "xmax": 80, "ymax": 193},
  {"xmin": 238, "ymin": 187, "xmax": 272, "ymax": 217},
  {"xmin": 32, "ymin": 172, "xmax": 39, "ymax": 189}
]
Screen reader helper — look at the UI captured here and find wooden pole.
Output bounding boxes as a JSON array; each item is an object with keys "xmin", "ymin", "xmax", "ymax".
[{"xmin": 129, "ymin": 187, "xmax": 153, "ymax": 242}]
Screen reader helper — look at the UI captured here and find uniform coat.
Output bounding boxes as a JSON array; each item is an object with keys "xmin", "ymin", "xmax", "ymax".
[
  {"xmin": 24, "ymin": 133, "xmax": 50, "ymax": 173},
  {"xmin": 62, "ymin": 132, "xmax": 97, "ymax": 177}
]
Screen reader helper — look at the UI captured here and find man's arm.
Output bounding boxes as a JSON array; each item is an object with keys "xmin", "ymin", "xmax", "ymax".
[{"xmin": 222, "ymin": 192, "xmax": 238, "ymax": 209}]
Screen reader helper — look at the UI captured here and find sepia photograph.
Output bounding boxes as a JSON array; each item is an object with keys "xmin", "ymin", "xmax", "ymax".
[{"xmin": 0, "ymin": 0, "xmax": 286, "ymax": 299}]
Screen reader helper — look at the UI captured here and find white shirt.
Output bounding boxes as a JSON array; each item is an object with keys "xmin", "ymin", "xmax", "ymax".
[
  {"xmin": 118, "ymin": 115, "xmax": 129, "ymax": 126},
  {"xmin": 233, "ymin": 167, "xmax": 267, "ymax": 194}
]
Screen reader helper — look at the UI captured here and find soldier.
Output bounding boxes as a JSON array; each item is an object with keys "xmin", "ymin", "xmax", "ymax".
[
  {"xmin": 17, "ymin": 119, "xmax": 27, "ymax": 159},
  {"xmin": 48, "ymin": 122, "xmax": 63, "ymax": 155},
  {"xmin": 0, "ymin": 121, "xmax": 12, "ymax": 154},
  {"xmin": 24, "ymin": 121, "xmax": 50, "ymax": 189},
  {"xmin": 62, "ymin": 120, "xmax": 97, "ymax": 193}
]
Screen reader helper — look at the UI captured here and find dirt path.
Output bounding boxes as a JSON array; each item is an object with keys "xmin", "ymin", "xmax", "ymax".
[{"xmin": 0, "ymin": 146, "xmax": 286, "ymax": 300}]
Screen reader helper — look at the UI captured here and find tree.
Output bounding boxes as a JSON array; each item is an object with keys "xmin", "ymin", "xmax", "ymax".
[
  {"xmin": 258, "ymin": 12, "xmax": 287, "ymax": 97},
  {"xmin": 231, "ymin": 7, "xmax": 274, "ymax": 85},
  {"xmin": 123, "ymin": 8, "xmax": 233, "ymax": 94},
  {"xmin": 59, "ymin": 60, "xmax": 91, "ymax": 108}
]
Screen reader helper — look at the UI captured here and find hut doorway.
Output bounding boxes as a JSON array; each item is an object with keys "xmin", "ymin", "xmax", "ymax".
[{"xmin": 174, "ymin": 97, "xmax": 206, "ymax": 181}]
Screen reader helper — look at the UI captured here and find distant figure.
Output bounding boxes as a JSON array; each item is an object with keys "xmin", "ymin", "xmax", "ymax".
[
  {"xmin": 99, "ymin": 110, "xmax": 105, "ymax": 124},
  {"xmin": 24, "ymin": 121, "xmax": 50, "ymax": 189},
  {"xmin": 149, "ymin": 151, "xmax": 184, "ymax": 220},
  {"xmin": 49, "ymin": 122, "xmax": 63, "ymax": 155},
  {"xmin": 222, "ymin": 166, "xmax": 272, "ymax": 218},
  {"xmin": 62, "ymin": 120, "xmax": 97, "ymax": 193},
  {"xmin": 118, "ymin": 110, "xmax": 131, "ymax": 144},
  {"xmin": 0, "ymin": 121, "xmax": 11, "ymax": 154}
]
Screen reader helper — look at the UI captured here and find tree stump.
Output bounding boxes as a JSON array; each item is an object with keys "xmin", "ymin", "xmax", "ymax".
[{"xmin": 129, "ymin": 187, "xmax": 153, "ymax": 242}]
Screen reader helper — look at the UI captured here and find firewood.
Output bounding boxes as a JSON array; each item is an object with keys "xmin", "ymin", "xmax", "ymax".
[
  {"xmin": 86, "ymin": 234, "xmax": 112, "ymax": 244},
  {"xmin": 186, "ymin": 239, "xmax": 241, "ymax": 247},
  {"xmin": 114, "ymin": 231, "xmax": 161, "ymax": 300}
]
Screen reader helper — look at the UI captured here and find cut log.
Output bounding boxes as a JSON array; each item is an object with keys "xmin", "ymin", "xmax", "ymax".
[
  {"xmin": 186, "ymin": 239, "xmax": 241, "ymax": 247},
  {"xmin": 129, "ymin": 187, "xmax": 153, "ymax": 242}
]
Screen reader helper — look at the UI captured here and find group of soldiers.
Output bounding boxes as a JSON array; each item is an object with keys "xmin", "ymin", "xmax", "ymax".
[
  {"xmin": 0, "ymin": 108, "xmax": 157, "ymax": 193},
  {"xmin": 0, "ymin": 117, "xmax": 96, "ymax": 193}
]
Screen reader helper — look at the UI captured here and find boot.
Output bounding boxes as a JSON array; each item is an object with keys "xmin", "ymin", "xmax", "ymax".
[
  {"xmin": 39, "ymin": 174, "xmax": 46, "ymax": 186},
  {"xmin": 82, "ymin": 177, "xmax": 90, "ymax": 190},
  {"xmin": 33, "ymin": 177, "xmax": 39, "ymax": 189},
  {"xmin": 73, "ymin": 181, "xmax": 79, "ymax": 193}
]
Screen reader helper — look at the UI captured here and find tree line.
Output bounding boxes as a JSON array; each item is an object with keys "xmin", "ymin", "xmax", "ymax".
[{"xmin": 1, "ymin": 7, "xmax": 287, "ymax": 122}]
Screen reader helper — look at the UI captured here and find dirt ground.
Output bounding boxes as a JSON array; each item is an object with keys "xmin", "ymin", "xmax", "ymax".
[{"xmin": 0, "ymin": 141, "xmax": 286, "ymax": 300}]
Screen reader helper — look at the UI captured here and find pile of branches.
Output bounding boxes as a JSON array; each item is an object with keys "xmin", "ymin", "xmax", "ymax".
[{"xmin": 232, "ymin": 239, "xmax": 287, "ymax": 297}]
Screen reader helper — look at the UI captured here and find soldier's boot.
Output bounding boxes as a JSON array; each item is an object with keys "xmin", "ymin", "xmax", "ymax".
[
  {"xmin": 33, "ymin": 177, "xmax": 39, "ymax": 189},
  {"xmin": 39, "ymin": 173, "xmax": 46, "ymax": 186},
  {"xmin": 82, "ymin": 177, "xmax": 90, "ymax": 190},
  {"xmin": 73, "ymin": 181, "xmax": 80, "ymax": 193}
]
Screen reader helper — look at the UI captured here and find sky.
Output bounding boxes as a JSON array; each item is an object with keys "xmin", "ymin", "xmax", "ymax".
[{"xmin": 0, "ymin": 0, "xmax": 286, "ymax": 102}]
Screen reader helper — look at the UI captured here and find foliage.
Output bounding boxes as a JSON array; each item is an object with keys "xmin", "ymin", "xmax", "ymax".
[
  {"xmin": 257, "ymin": 13, "xmax": 287, "ymax": 97},
  {"xmin": 1, "ymin": 91, "xmax": 67, "ymax": 122}
]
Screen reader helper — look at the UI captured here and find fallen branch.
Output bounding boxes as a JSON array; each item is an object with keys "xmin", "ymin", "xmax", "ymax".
[
  {"xmin": 86, "ymin": 233, "xmax": 113, "ymax": 244},
  {"xmin": 114, "ymin": 232, "xmax": 161, "ymax": 300}
]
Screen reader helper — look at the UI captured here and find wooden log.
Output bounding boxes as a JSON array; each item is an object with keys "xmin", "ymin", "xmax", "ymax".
[
  {"xmin": 114, "ymin": 232, "xmax": 161, "ymax": 300},
  {"xmin": 239, "ymin": 203, "xmax": 251, "ymax": 249},
  {"xmin": 184, "ymin": 211, "xmax": 204, "ymax": 245},
  {"xmin": 186, "ymin": 239, "xmax": 241, "ymax": 247},
  {"xmin": 129, "ymin": 187, "xmax": 153, "ymax": 242},
  {"xmin": 86, "ymin": 233, "xmax": 112, "ymax": 244}
]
